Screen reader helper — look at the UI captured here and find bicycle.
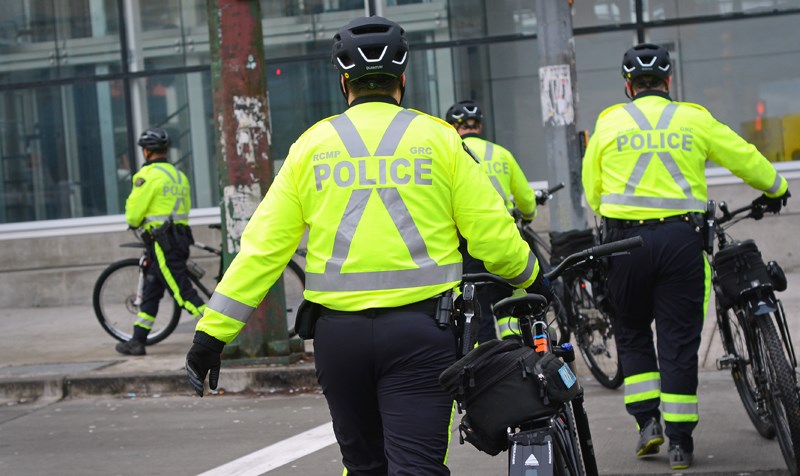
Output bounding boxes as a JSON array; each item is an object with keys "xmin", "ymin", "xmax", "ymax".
[
  {"xmin": 709, "ymin": 198, "xmax": 799, "ymax": 475},
  {"xmin": 451, "ymin": 235, "xmax": 642, "ymax": 476},
  {"xmin": 93, "ymin": 225, "xmax": 306, "ymax": 345},
  {"xmin": 517, "ymin": 183, "xmax": 623, "ymax": 389}
]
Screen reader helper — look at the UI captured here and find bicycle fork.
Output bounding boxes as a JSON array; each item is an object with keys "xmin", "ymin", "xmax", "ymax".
[{"xmin": 134, "ymin": 255, "xmax": 147, "ymax": 307}]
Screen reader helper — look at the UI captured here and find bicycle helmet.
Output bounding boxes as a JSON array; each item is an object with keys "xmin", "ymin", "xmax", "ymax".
[
  {"xmin": 445, "ymin": 100, "xmax": 483, "ymax": 125},
  {"xmin": 331, "ymin": 16, "xmax": 409, "ymax": 81},
  {"xmin": 137, "ymin": 127, "xmax": 171, "ymax": 150},
  {"xmin": 621, "ymin": 43, "xmax": 672, "ymax": 81}
]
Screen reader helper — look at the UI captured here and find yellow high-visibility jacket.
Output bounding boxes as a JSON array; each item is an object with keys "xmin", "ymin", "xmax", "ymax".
[
  {"xmin": 582, "ymin": 93, "xmax": 788, "ymax": 220},
  {"xmin": 197, "ymin": 100, "xmax": 539, "ymax": 344},
  {"xmin": 463, "ymin": 135, "xmax": 537, "ymax": 221},
  {"xmin": 125, "ymin": 159, "xmax": 191, "ymax": 230}
]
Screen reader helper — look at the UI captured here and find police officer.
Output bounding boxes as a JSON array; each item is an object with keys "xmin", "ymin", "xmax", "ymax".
[
  {"xmin": 185, "ymin": 16, "xmax": 546, "ymax": 476},
  {"xmin": 116, "ymin": 127, "xmax": 205, "ymax": 356},
  {"xmin": 445, "ymin": 100, "xmax": 539, "ymax": 342},
  {"xmin": 582, "ymin": 43, "xmax": 790, "ymax": 470}
]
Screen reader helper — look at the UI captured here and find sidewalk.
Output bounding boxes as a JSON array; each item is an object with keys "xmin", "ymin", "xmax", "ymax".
[{"xmin": 0, "ymin": 273, "xmax": 797, "ymax": 475}]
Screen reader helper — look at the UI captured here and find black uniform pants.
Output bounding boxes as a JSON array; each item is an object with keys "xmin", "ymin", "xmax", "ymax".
[
  {"xmin": 605, "ymin": 220, "xmax": 708, "ymax": 452},
  {"xmin": 140, "ymin": 231, "xmax": 204, "ymax": 321},
  {"xmin": 313, "ymin": 307, "xmax": 457, "ymax": 476}
]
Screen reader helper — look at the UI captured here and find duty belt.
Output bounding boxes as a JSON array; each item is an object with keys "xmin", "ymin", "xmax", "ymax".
[
  {"xmin": 320, "ymin": 297, "xmax": 439, "ymax": 318},
  {"xmin": 604, "ymin": 213, "xmax": 700, "ymax": 229}
]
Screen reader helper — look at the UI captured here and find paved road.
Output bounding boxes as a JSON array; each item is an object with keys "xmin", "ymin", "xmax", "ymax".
[{"xmin": 0, "ymin": 370, "xmax": 792, "ymax": 476}]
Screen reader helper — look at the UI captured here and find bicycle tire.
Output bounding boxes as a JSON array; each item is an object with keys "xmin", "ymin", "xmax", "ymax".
[
  {"xmin": 283, "ymin": 258, "xmax": 305, "ymax": 338},
  {"xmin": 718, "ymin": 305, "xmax": 775, "ymax": 438},
  {"xmin": 93, "ymin": 258, "xmax": 182, "ymax": 345},
  {"xmin": 565, "ymin": 273, "xmax": 623, "ymax": 389},
  {"xmin": 755, "ymin": 311, "xmax": 800, "ymax": 475},
  {"xmin": 552, "ymin": 405, "xmax": 587, "ymax": 476}
]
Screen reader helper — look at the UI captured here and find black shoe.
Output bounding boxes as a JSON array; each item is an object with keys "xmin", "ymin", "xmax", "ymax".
[
  {"xmin": 115, "ymin": 339, "xmax": 146, "ymax": 356},
  {"xmin": 668, "ymin": 444, "xmax": 693, "ymax": 470},
  {"xmin": 635, "ymin": 417, "xmax": 664, "ymax": 457}
]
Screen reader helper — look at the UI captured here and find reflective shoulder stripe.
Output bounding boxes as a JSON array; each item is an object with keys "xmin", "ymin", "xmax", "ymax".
[
  {"xmin": 623, "ymin": 102, "xmax": 678, "ymax": 131},
  {"xmin": 374, "ymin": 109, "xmax": 419, "ymax": 156},
  {"xmin": 329, "ymin": 114, "xmax": 370, "ymax": 158},
  {"xmin": 208, "ymin": 292, "xmax": 255, "ymax": 323},
  {"xmin": 485, "ymin": 142, "xmax": 494, "ymax": 161},
  {"xmin": 152, "ymin": 165, "xmax": 178, "ymax": 183}
]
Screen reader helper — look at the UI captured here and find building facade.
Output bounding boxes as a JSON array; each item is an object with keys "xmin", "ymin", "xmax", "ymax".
[{"xmin": 1, "ymin": 0, "xmax": 799, "ymax": 235}]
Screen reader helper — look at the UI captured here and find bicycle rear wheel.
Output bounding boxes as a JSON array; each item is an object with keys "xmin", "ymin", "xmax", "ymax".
[
  {"xmin": 755, "ymin": 308, "xmax": 800, "ymax": 475},
  {"xmin": 565, "ymin": 274, "xmax": 623, "ymax": 389},
  {"xmin": 718, "ymin": 305, "xmax": 775, "ymax": 438},
  {"xmin": 283, "ymin": 258, "xmax": 305, "ymax": 338},
  {"xmin": 93, "ymin": 258, "xmax": 182, "ymax": 345}
]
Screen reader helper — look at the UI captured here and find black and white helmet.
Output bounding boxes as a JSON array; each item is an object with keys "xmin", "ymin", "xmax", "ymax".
[
  {"xmin": 137, "ymin": 127, "xmax": 170, "ymax": 150},
  {"xmin": 331, "ymin": 16, "xmax": 409, "ymax": 81},
  {"xmin": 445, "ymin": 100, "xmax": 483, "ymax": 125},
  {"xmin": 621, "ymin": 43, "xmax": 672, "ymax": 81}
]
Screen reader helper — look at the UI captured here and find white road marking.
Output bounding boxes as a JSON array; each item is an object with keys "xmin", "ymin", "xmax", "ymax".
[{"xmin": 197, "ymin": 422, "xmax": 337, "ymax": 476}]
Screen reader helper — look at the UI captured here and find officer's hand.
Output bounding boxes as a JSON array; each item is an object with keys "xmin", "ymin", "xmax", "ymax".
[
  {"xmin": 186, "ymin": 331, "xmax": 224, "ymax": 397},
  {"xmin": 526, "ymin": 273, "xmax": 554, "ymax": 304},
  {"xmin": 752, "ymin": 190, "xmax": 790, "ymax": 214}
]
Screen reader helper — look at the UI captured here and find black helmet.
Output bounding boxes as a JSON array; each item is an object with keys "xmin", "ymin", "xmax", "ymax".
[
  {"xmin": 331, "ymin": 16, "xmax": 409, "ymax": 81},
  {"xmin": 445, "ymin": 100, "xmax": 483, "ymax": 125},
  {"xmin": 137, "ymin": 127, "xmax": 170, "ymax": 150},
  {"xmin": 621, "ymin": 43, "xmax": 672, "ymax": 81}
]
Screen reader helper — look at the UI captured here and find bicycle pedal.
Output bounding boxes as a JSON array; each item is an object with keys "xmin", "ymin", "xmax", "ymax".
[{"xmin": 716, "ymin": 354, "xmax": 736, "ymax": 370}]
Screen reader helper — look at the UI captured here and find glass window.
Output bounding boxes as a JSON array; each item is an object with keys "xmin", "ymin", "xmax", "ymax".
[
  {"xmin": 646, "ymin": 0, "xmax": 800, "ymax": 21},
  {"xmin": 0, "ymin": 0, "xmax": 122, "ymax": 85},
  {"xmin": 573, "ymin": 1, "xmax": 636, "ymax": 28},
  {"xmin": 0, "ymin": 79, "xmax": 128, "ymax": 223}
]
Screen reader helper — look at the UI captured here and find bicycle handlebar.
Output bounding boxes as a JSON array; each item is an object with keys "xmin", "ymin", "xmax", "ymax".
[{"xmin": 544, "ymin": 236, "xmax": 643, "ymax": 281}]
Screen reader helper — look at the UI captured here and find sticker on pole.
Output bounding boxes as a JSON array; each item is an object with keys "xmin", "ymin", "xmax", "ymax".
[{"xmin": 539, "ymin": 64, "xmax": 574, "ymax": 126}]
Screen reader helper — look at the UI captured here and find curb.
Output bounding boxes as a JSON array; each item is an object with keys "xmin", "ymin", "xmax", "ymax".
[{"xmin": 0, "ymin": 364, "xmax": 320, "ymax": 403}]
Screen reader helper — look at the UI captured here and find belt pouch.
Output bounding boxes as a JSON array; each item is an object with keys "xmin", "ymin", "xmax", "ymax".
[{"xmin": 295, "ymin": 299, "xmax": 321, "ymax": 340}]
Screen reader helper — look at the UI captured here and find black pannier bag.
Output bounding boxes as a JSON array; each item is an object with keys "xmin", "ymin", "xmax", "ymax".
[
  {"xmin": 439, "ymin": 339, "xmax": 580, "ymax": 455},
  {"xmin": 713, "ymin": 239, "xmax": 773, "ymax": 308},
  {"xmin": 549, "ymin": 229, "xmax": 595, "ymax": 264}
]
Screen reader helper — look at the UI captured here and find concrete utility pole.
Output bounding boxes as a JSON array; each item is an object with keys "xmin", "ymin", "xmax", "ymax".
[
  {"xmin": 534, "ymin": 0, "xmax": 587, "ymax": 232},
  {"xmin": 207, "ymin": 0, "xmax": 295, "ymax": 362}
]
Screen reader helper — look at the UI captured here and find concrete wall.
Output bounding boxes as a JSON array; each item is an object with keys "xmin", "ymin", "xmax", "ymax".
[{"xmin": 0, "ymin": 178, "xmax": 797, "ymax": 308}]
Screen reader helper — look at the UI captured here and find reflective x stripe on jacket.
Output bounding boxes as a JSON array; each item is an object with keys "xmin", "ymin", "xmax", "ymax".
[
  {"xmin": 463, "ymin": 136, "xmax": 537, "ymax": 220},
  {"xmin": 582, "ymin": 94, "xmax": 788, "ymax": 220},
  {"xmin": 196, "ymin": 101, "xmax": 538, "ymax": 344}
]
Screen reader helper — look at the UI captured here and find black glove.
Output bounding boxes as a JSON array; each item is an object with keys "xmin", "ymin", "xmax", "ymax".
[
  {"xmin": 752, "ymin": 189, "xmax": 790, "ymax": 214},
  {"xmin": 186, "ymin": 331, "xmax": 224, "ymax": 397},
  {"xmin": 526, "ymin": 272, "xmax": 554, "ymax": 304}
]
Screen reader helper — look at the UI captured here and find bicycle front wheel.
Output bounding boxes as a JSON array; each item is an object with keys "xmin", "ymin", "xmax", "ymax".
[
  {"xmin": 718, "ymin": 305, "xmax": 775, "ymax": 438},
  {"xmin": 283, "ymin": 258, "xmax": 305, "ymax": 338},
  {"xmin": 93, "ymin": 258, "xmax": 182, "ymax": 345},
  {"xmin": 755, "ymin": 308, "xmax": 800, "ymax": 475},
  {"xmin": 566, "ymin": 274, "xmax": 623, "ymax": 389}
]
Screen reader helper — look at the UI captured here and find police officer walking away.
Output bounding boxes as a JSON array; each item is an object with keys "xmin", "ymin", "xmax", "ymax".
[
  {"xmin": 582, "ymin": 43, "xmax": 790, "ymax": 470},
  {"xmin": 185, "ymin": 16, "xmax": 546, "ymax": 476},
  {"xmin": 116, "ymin": 127, "xmax": 206, "ymax": 356},
  {"xmin": 445, "ymin": 100, "xmax": 540, "ymax": 342}
]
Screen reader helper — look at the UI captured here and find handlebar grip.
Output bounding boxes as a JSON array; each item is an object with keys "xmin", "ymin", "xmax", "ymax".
[
  {"xmin": 548, "ymin": 182, "xmax": 566, "ymax": 194},
  {"xmin": 586, "ymin": 236, "xmax": 643, "ymax": 258}
]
